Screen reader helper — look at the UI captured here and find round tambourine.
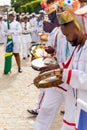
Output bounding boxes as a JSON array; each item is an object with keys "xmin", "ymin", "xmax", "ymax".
[{"xmin": 34, "ymin": 68, "xmax": 63, "ymax": 88}]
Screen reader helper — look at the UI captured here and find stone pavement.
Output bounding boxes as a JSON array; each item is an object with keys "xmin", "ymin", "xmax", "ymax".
[{"xmin": 0, "ymin": 44, "xmax": 63, "ymax": 130}]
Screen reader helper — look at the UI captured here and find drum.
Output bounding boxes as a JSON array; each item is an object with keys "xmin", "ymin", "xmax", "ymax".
[
  {"xmin": 31, "ymin": 57, "xmax": 57, "ymax": 71},
  {"xmin": 31, "ymin": 58, "xmax": 46, "ymax": 71},
  {"xmin": 34, "ymin": 68, "xmax": 63, "ymax": 88},
  {"xmin": 30, "ymin": 43, "xmax": 46, "ymax": 60},
  {"xmin": 30, "ymin": 43, "xmax": 43, "ymax": 56}
]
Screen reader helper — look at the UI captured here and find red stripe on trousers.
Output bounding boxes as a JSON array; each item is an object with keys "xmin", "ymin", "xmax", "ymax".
[
  {"xmin": 56, "ymin": 86, "xmax": 67, "ymax": 92},
  {"xmin": 36, "ymin": 92, "xmax": 45, "ymax": 112},
  {"xmin": 63, "ymin": 119, "xmax": 76, "ymax": 126}
]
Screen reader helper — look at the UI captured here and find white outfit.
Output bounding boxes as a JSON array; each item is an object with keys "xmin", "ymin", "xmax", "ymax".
[
  {"xmin": 62, "ymin": 40, "xmax": 87, "ymax": 129},
  {"xmin": 32, "ymin": 27, "xmax": 59, "ymax": 113},
  {"xmin": 34, "ymin": 27, "xmax": 75, "ymax": 130},
  {"xmin": 4, "ymin": 20, "xmax": 22, "ymax": 53},
  {"xmin": 36, "ymin": 19, "xmax": 44, "ymax": 44},
  {"xmin": 0, "ymin": 20, "xmax": 6, "ymax": 44},
  {"xmin": 30, "ymin": 17, "xmax": 38, "ymax": 43},
  {"xmin": 21, "ymin": 22, "xmax": 32, "ymax": 58},
  {"xmin": 33, "ymin": 27, "xmax": 60, "ymax": 112}
]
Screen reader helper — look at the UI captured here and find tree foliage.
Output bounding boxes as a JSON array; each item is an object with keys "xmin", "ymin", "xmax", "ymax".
[{"xmin": 11, "ymin": 0, "xmax": 42, "ymax": 13}]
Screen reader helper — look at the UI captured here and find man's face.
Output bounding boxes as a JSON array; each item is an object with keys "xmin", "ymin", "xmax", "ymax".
[
  {"xmin": 48, "ymin": 11, "xmax": 56, "ymax": 23},
  {"xmin": 24, "ymin": 17, "xmax": 28, "ymax": 22},
  {"xmin": 61, "ymin": 25, "xmax": 78, "ymax": 46},
  {"xmin": 9, "ymin": 15, "xmax": 14, "ymax": 22}
]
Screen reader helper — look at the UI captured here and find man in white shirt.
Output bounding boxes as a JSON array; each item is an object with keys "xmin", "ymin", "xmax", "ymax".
[{"xmin": 21, "ymin": 15, "xmax": 32, "ymax": 59}]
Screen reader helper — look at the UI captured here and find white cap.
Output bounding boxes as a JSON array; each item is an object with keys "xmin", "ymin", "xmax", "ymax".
[
  {"xmin": 9, "ymin": 11, "xmax": 16, "ymax": 17},
  {"xmin": 26, "ymin": 12, "xmax": 29, "ymax": 15},
  {"xmin": 39, "ymin": 10, "xmax": 46, "ymax": 14},
  {"xmin": 32, "ymin": 12, "xmax": 36, "ymax": 16},
  {"xmin": 21, "ymin": 12, "xmax": 25, "ymax": 16},
  {"xmin": 23, "ymin": 14, "xmax": 29, "ymax": 19}
]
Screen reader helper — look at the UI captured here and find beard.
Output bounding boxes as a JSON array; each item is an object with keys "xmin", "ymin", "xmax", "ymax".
[{"xmin": 70, "ymin": 37, "xmax": 78, "ymax": 47}]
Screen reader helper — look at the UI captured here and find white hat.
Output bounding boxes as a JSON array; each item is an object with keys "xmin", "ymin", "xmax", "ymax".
[
  {"xmin": 21, "ymin": 12, "xmax": 25, "ymax": 16},
  {"xmin": 26, "ymin": 12, "xmax": 29, "ymax": 15},
  {"xmin": 39, "ymin": 10, "xmax": 46, "ymax": 14},
  {"xmin": 23, "ymin": 14, "xmax": 29, "ymax": 19},
  {"xmin": 9, "ymin": 11, "xmax": 16, "ymax": 17},
  {"xmin": 32, "ymin": 12, "xmax": 36, "ymax": 16}
]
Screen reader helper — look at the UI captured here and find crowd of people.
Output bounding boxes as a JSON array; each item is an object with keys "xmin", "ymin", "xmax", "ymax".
[
  {"xmin": 0, "ymin": 9, "xmax": 46, "ymax": 73},
  {"xmin": 0, "ymin": 0, "xmax": 87, "ymax": 130}
]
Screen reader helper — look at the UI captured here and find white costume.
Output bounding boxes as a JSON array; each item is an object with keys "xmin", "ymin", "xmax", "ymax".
[
  {"xmin": 36, "ymin": 19, "xmax": 44, "ymax": 44},
  {"xmin": 32, "ymin": 27, "xmax": 59, "ymax": 114},
  {"xmin": 30, "ymin": 17, "xmax": 38, "ymax": 43},
  {"xmin": 34, "ymin": 27, "xmax": 75, "ymax": 130},
  {"xmin": 21, "ymin": 21, "xmax": 32, "ymax": 58},
  {"xmin": 4, "ymin": 20, "xmax": 22, "ymax": 53},
  {"xmin": 0, "ymin": 20, "xmax": 6, "ymax": 44},
  {"xmin": 62, "ymin": 40, "xmax": 87, "ymax": 129}
]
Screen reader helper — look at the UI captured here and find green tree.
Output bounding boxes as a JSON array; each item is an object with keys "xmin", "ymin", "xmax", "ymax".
[{"xmin": 11, "ymin": 0, "xmax": 42, "ymax": 13}]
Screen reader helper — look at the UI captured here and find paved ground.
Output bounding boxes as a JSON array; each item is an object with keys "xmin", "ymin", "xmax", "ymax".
[{"xmin": 0, "ymin": 44, "xmax": 64, "ymax": 130}]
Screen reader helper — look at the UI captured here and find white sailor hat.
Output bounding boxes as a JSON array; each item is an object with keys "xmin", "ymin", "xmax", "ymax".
[
  {"xmin": 31, "ymin": 12, "xmax": 36, "ymax": 16},
  {"xmin": 21, "ymin": 12, "xmax": 25, "ymax": 16},
  {"xmin": 23, "ymin": 14, "xmax": 29, "ymax": 19},
  {"xmin": 9, "ymin": 11, "xmax": 16, "ymax": 17},
  {"xmin": 40, "ymin": 10, "xmax": 46, "ymax": 14},
  {"xmin": 26, "ymin": 12, "xmax": 29, "ymax": 15}
]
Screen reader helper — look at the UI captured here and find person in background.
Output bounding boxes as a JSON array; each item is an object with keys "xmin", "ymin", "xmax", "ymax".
[
  {"xmin": 21, "ymin": 15, "xmax": 32, "ymax": 60},
  {"xmin": 0, "ymin": 14, "xmax": 6, "ymax": 44},
  {"xmin": 4, "ymin": 11, "xmax": 22, "ymax": 73}
]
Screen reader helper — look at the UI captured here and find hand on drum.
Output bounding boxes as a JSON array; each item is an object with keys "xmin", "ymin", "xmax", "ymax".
[
  {"xmin": 39, "ymin": 64, "xmax": 60, "ymax": 74},
  {"xmin": 45, "ymin": 46, "xmax": 55, "ymax": 54}
]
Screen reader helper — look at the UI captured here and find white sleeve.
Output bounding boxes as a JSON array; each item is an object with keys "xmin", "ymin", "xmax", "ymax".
[{"xmin": 63, "ymin": 69, "xmax": 87, "ymax": 90}]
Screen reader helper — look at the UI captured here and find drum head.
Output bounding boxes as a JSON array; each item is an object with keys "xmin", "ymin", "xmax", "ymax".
[
  {"xmin": 31, "ymin": 58, "xmax": 46, "ymax": 71},
  {"xmin": 31, "ymin": 57, "xmax": 56, "ymax": 70}
]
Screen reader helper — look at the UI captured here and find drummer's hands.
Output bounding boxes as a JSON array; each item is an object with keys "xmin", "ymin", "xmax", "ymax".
[
  {"xmin": 39, "ymin": 64, "xmax": 60, "ymax": 74},
  {"xmin": 45, "ymin": 46, "xmax": 55, "ymax": 54}
]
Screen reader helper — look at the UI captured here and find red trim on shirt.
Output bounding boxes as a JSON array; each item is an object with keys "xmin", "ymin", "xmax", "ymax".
[
  {"xmin": 66, "ymin": 69, "xmax": 72, "ymax": 85},
  {"xmin": 56, "ymin": 85, "xmax": 67, "ymax": 92},
  {"xmin": 62, "ymin": 47, "xmax": 77, "ymax": 69},
  {"xmin": 63, "ymin": 119, "xmax": 76, "ymax": 126}
]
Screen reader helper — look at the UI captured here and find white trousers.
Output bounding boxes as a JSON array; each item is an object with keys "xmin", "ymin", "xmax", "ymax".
[
  {"xmin": 34, "ymin": 86, "xmax": 76, "ymax": 130},
  {"xmin": 22, "ymin": 34, "xmax": 32, "ymax": 58},
  {"xmin": 34, "ymin": 87, "xmax": 65, "ymax": 130}
]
